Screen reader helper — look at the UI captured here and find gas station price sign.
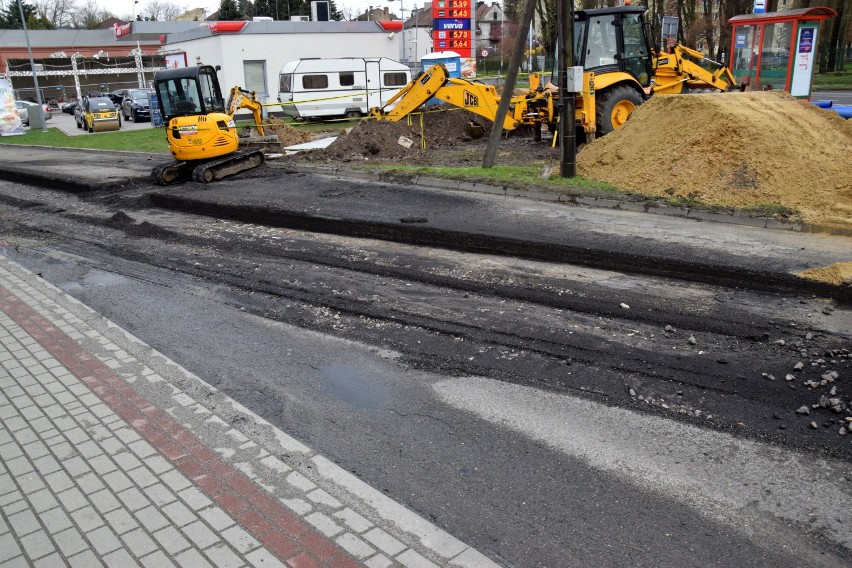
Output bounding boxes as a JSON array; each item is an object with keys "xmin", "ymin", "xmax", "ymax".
[
  {"xmin": 434, "ymin": 29, "xmax": 472, "ymax": 50},
  {"xmin": 432, "ymin": 12, "xmax": 474, "ymax": 57},
  {"xmin": 433, "ymin": 0, "xmax": 471, "ymax": 18}
]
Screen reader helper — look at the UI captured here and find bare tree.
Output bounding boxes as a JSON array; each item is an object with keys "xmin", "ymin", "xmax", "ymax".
[
  {"xmin": 71, "ymin": 0, "xmax": 115, "ymax": 28},
  {"xmin": 143, "ymin": 0, "xmax": 182, "ymax": 21},
  {"xmin": 338, "ymin": 5, "xmax": 357, "ymax": 21},
  {"xmin": 32, "ymin": 0, "xmax": 76, "ymax": 28}
]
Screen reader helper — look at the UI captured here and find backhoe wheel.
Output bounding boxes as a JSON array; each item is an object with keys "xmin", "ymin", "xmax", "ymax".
[{"xmin": 596, "ymin": 86, "xmax": 644, "ymax": 137}]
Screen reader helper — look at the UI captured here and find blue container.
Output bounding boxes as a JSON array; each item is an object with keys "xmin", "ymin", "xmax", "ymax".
[
  {"xmin": 421, "ymin": 51, "xmax": 462, "ymax": 78},
  {"xmin": 149, "ymin": 92, "xmax": 164, "ymax": 127},
  {"xmin": 419, "ymin": 51, "xmax": 462, "ymax": 108}
]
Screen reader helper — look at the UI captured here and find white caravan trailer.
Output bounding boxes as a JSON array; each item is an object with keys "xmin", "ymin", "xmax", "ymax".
[{"xmin": 277, "ymin": 57, "xmax": 411, "ymax": 120}]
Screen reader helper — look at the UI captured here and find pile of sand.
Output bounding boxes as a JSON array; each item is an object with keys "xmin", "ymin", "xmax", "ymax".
[
  {"xmin": 577, "ymin": 91, "xmax": 852, "ymax": 227},
  {"xmin": 262, "ymin": 117, "xmax": 314, "ymax": 147}
]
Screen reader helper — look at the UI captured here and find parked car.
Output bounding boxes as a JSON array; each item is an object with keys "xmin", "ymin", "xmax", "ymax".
[
  {"xmin": 60, "ymin": 101, "xmax": 78, "ymax": 115},
  {"xmin": 14, "ymin": 100, "xmax": 52, "ymax": 126},
  {"xmin": 78, "ymin": 96, "xmax": 121, "ymax": 132},
  {"xmin": 121, "ymin": 89, "xmax": 153, "ymax": 122},
  {"xmin": 73, "ymin": 101, "xmax": 85, "ymax": 128},
  {"xmin": 109, "ymin": 89, "xmax": 132, "ymax": 109}
]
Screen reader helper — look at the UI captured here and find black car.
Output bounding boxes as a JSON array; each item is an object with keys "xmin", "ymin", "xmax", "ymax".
[
  {"xmin": 120, "ymin": 89, "xmax": 153, "ymax": 122},
  {"xmin": 60, "ymin": 101, "xmax": 78, "ymax": 115}
]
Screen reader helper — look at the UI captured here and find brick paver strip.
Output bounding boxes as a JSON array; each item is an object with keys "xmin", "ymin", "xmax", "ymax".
[{"xmin": 0, "ymin": 283, "xmax": 361, "ymax": 568}]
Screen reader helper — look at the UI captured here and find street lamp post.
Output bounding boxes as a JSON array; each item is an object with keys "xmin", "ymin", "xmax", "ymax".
[
  {"xmin": 132, "ymin": 0, "xmax": 144, "ymax": 87},
  {"xmin": 390, "ymin": 0, "xmax": 407, "ymax": 63},
  {"xmin": 17, "ymin": 0, "xmax": 49, "ymax": 132},
  {"xmin": 409, "ymin": 8, "xmax": 419, "ymax": 66},
  {"xmin": 400, "ymin": 0, "xmax": 406, "ymax": 64}
]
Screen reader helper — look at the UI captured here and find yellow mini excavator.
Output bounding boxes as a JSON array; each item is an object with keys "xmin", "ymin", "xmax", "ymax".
[{"xmin": 152, "ymin": 65, "xmax": 271, "ymax": 185}]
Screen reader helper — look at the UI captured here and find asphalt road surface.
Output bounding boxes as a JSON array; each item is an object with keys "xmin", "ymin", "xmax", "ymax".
[
  {"xmin": 0, "ymin": 173, "xmax": 849, "ymax": 567},
  {"xmin": 812, "ymin": 90, "xmax": 852, "ymax": 106}
]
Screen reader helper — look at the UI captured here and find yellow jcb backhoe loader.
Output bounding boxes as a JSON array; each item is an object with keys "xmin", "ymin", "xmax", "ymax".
[{"xmin": 370, "ymin": 6, "xmax": 738, "ymax": 143}]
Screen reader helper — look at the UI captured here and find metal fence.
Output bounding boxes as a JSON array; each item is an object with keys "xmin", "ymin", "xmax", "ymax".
[{"xmin": 6, "ymin": 54, "xmax": 165, "ymax": 104}]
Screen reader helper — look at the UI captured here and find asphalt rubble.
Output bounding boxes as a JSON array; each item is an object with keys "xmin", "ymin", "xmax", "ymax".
[
  {"xmin": 1, "ymin": 145, "xmax": 851, "ymax": 446},
  {"xmin": 0, "ymin": 144, "xmax": 850, "ymax": 304}
]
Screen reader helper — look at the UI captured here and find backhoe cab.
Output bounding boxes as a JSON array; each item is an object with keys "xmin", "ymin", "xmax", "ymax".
[
  {"xmin": 572, "ymin": 6, "xmax": 737, "ymax": 139},
  {"xmin": 152, "ymin": 65, "xmax": 268, "ymax": 185}
]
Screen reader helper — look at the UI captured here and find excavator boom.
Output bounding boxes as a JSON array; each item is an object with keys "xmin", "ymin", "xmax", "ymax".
[{"xmin": 227, "ymin": 87, "xmax": 266, "ymax": 137}]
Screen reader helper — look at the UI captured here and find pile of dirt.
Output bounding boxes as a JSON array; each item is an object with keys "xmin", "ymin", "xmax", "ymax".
[
  {"xmin": 797, "ymin": 262, "xmax": 852, "ymax": 285},
  {"xmin": 262, "ymin": 117, "xmax": 314, "ymax": 147},
  {"xmin": 316, "ymin": 109, "xmax": 492, "ymax": 161},
  {"xmin": 577, "ymin": 91, "xmax": 852, "ymax": 227}
]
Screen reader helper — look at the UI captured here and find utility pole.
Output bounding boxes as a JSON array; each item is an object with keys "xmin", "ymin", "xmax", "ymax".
[
  {"xmin": 557, "ymin": 0, "xmax": 575, "ymax": 177},
  {"xmin": 482, "ymin": 0, "xmax": 536, "ymax": 168}
]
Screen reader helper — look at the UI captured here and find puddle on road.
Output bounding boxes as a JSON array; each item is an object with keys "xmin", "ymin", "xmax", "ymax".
[
  {"xmin": 61, "ymin": 268, "xmax": 127, "ymax": 291},
  {"xmin": 318, "ymin": 363, "xmax": 388, "ymax": 410}
]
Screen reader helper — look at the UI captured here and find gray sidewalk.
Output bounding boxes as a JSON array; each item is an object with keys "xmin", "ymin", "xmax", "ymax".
[{"xmin": 0, "ymin": 254, "xmax": 495, "ymax": 568}]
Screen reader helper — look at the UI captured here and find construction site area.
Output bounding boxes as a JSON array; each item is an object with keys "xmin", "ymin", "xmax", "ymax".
[{"xmin": 269, "ymin": 88, "xmax": 852, "ymax": 231}]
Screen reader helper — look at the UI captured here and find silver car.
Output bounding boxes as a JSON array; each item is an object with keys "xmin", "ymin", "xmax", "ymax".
[{"xmin": 14, "ymin": 101, "xmax": 53, "ymax": 126}]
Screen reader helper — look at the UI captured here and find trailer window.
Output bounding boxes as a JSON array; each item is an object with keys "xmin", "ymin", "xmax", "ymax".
[
  {"xmin": 303, "ymin": 75, "xmax": 329, "ymax": 89},
  {"xmin": 279, "ymin": 73, "xmax": 292, "ymax": 93},
  {"xmin": 383, "ymin": 72, "xmax": 408, "ymax": 87},
  {"xmin": 340, "ymin": 72, "xmax": 355, "ymax": 86}
]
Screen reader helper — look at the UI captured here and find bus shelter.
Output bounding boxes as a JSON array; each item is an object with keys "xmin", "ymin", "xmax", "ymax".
[{"xmin": 729, "ymin": 6, "xmax": 836, "ymax": 97}]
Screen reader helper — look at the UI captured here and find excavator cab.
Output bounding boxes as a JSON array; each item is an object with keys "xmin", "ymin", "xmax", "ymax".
[
  {"xmin": 151, "ymin": 65, "xmax": 266, "ymax": 185},
  {"xmin": 154, "ymin": 65, "xmax": 227, "ymax": 120},
  {"xmin": 570, "ymin": 6, "xmax": 655, "ymax": 138},
  {"xmin": 574, "ymin": 6, "xmax": 654, "ymax": 88},
  {"xmin": 153, "ymin": 65, "xmax": 240, "ymax": 165}
]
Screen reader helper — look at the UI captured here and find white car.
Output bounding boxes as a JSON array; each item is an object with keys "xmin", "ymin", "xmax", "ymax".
[{"xmin": 14, "ymin": 100, "xmax": 53, "ymax": 126}]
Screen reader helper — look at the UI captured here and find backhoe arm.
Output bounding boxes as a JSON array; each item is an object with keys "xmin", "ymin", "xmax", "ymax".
[
  {"xmin": 227, "ymin": 87, "xmax": 266, "ymax": 136},
  {"xmin": 369, "ymin": 64, "xmax": 451, "ymax": 120},
  {"xmin": 430, "ymin": 79, "xmax": 522, "ymax": 131},
  {"xmin": 369, "ymin": 63, "xmax": 531, "ymax": 131},
  {"xmin": 652, "ymin": 45, "xmax": 737, "ymax": 94}
]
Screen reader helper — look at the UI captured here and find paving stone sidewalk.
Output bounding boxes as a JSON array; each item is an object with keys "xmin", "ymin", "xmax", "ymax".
[{"xmin": 0, "ymin": 254, "xmax": 496, "ymax": 568}]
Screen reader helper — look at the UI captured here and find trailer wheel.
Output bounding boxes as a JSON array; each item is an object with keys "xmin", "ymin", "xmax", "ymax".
[
  {"xmin": 596, "ymin": 85, "xmax": 643, "ymax": 137},
  {"xmin": 345, "ymin": 110, "xmax": 363, "ymax": 119}
]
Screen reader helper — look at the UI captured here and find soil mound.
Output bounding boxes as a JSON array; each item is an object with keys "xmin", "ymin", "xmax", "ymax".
[
  {"xmin": 263, "ymin": 117, "xmax": 314, "ymax": 147},
  {"xmin": 318, "ymin": 109, "xmax": 492, "ymax": 161},
  {"xmin": 577, "ymin": 90, "xmax": 852, "ymax": 226},
  {"xmin": 797, "ymin": 262, "xmax": 852, "ymax": 285}
]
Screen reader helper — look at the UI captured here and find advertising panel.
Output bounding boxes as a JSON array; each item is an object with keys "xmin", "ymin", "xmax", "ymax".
[
  {"xmin": 790, "ymin": 24, "xmax": 818, "ymax": 97},
  {"xmin": 0, "ymin": 78, "xmax": 24, "ymax": 136}
]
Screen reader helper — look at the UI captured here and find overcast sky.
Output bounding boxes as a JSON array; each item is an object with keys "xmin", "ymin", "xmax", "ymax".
[{"xmin": 100, "ymin": 0, "xmax": 411, "ymax": 22}]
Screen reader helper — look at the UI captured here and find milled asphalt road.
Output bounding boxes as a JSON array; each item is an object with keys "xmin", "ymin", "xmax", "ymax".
[{"xmin": 0, "ymin": 144, "xmax": 849, "ymax": 302}]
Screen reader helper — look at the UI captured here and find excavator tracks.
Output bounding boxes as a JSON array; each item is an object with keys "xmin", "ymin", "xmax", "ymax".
[{"xmin": 151, "ymin": 150, "xmax": 266, "ymax": 186}]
